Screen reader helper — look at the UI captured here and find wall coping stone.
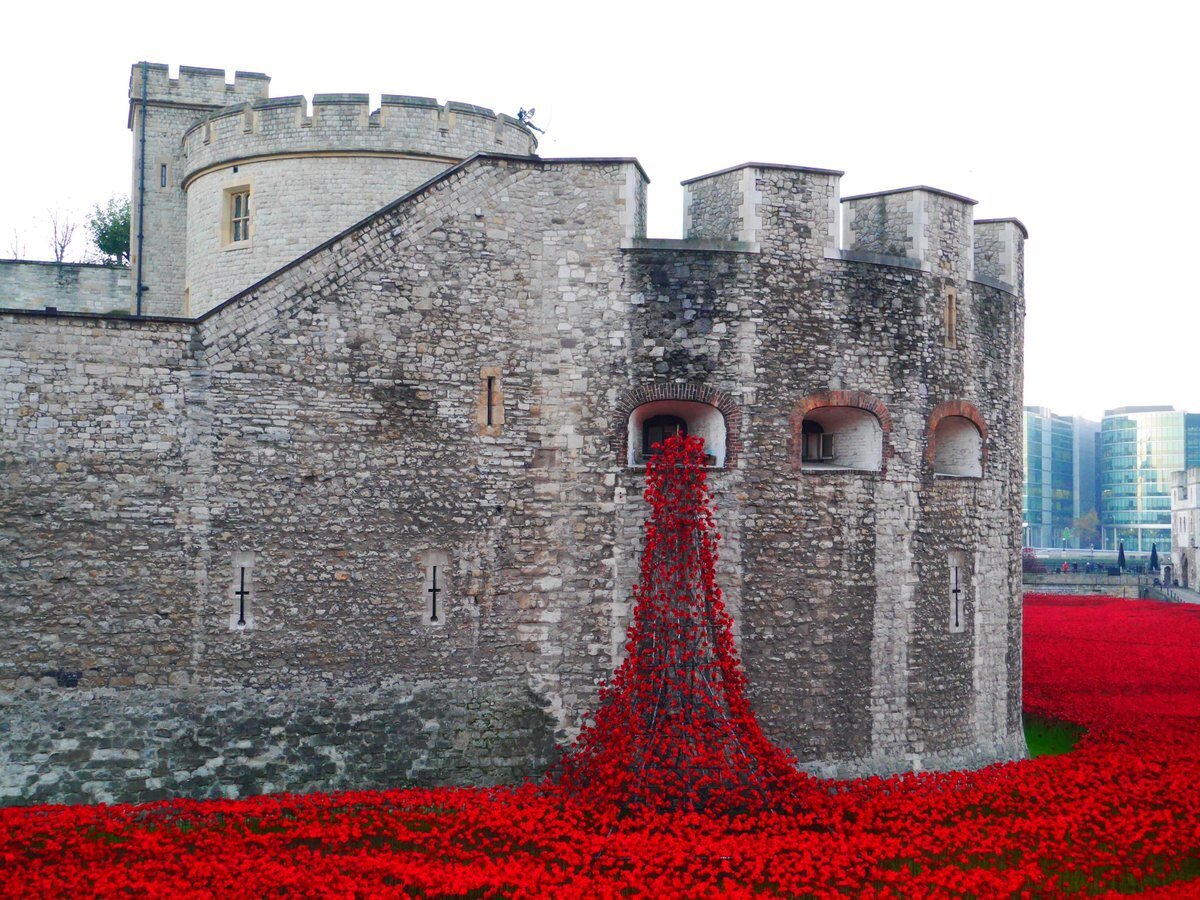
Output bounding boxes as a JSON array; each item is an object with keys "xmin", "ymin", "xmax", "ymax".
[
  {"xmin": 970, "ymin": 274, "xmax": 1019, "ymax": 296},
  {"xmin": 842, "ymin": 185, "xmax": 977, "ymax": 205},
  {"xmin": 680, "ymin": 161, "xmax": 844, "ymax": 185},
  {"xmin": 975, "ymin": 217, "xmax": 1029, "ymax": 238},
  {"xmin": 0, "ymin": 259, "xmax": 130, "ymax": 272},
  {"xmin": 621, "ymin": 238, "xmax": 757, "ymax": 253},
  {"xmin": 823, "ymin": 247, "xmax": 928, "ymax": 272}
]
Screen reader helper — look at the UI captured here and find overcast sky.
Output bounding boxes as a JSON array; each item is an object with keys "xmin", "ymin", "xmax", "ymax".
[{"xmin": 2, "ymin": 1, "xmax": 1194, "ymax": 421}]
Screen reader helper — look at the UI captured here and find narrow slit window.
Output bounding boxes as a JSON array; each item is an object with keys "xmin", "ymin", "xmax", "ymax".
[
  {"xmin": 949, "ymin": 551, "xmax": 966, "ymax": 634},
  {"xmin": 944, "ymin": 286, "xmax": 958, "ymax": 348},
  {"xmin": 421, "ymin": 550, "xmax": 449, "ymax": 627},
  {"xmin": 478, "ymin": 367, "xmax": 504, "ymax": 434},
  {"xmin": 229, "ymin": 551, "xmax": 256, "ymax": 630},
  {"xmin": 160, "ymin": 164, "xmax": 167, "ymax": 188}
]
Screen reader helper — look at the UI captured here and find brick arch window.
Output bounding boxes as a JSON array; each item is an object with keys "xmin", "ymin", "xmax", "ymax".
[
  {"xmin": 614, "ymin": 384, "xmax": 742, "ymax": 469},
  {"xmin": 790, "ymin": 390, "xmax": 893, "ymax": 474},
  {"xmin": 927, "ymin": 400, "xmax": 988, "ymax": 478}
]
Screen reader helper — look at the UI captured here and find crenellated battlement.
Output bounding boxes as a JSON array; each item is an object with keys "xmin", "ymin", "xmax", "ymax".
[
  {"xmin": 972, "ymin": 218, "xmax": 1027, "ymax": 292},
  {"xmin": 842, "ymin": 186, "xmax": 977, "ymax": 279},
  {"xmin": 179, "ymin": 92, "xmax": 537, "ymax": 184},
  {"xmin": 128, "ymin": 63, "xmax": 269, "ymax": 117}
]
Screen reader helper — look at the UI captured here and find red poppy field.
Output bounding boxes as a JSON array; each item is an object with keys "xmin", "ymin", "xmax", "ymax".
[
  {"xmin": 4, "ymin": 439, "xmax": 1200, "ymax": 898},
  {"xmin": 3, "ymin": 594, "xmax": 1200, "ymax": 896}
]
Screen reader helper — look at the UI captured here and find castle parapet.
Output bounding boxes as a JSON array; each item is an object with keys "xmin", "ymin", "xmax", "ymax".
[
  {"xmin": 681, "ymin": 163, "xmax": 842, "ymax": 254},
  {"xmin": 180, "ymin": 93, "xmax": 537, "ymax": 184},
  {"xmin": 842, "ymin": 186, "xmax": 976, "ymax": 278},
  {"xmin": 129, "ymin": 63, "xmax": 269, "ymax": 115},
  {"xmin": 973, "ymin": 218, "xmax": 1027, "ymax": 293}
]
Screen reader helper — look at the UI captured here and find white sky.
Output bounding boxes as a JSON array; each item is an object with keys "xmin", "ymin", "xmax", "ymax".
[{"xmin": 2, "ymin": 1, "xmax": 1195, "ymax": 422}]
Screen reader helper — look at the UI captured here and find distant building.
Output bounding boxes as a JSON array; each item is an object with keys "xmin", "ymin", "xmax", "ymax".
[
  {"xmin": 1099, "ymin": 407, "xmax": 1200, "ymax": 551},
  {"xmin": 1170, "ymin": 468, "xmax": 1200, "ymax": 590},
  {"xmin": 1022, "ymin": 407, "xmax": 1098, "ymax": 548}
]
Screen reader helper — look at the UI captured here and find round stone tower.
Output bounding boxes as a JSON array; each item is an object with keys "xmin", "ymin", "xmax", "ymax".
[{"xmin": 129, "ymin": 64, "xmax": 538, "ymax": 317}]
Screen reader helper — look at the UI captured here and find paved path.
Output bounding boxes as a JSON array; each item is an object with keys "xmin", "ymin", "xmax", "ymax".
[{"xmin": 1171, "ymin": 585, "xmax": 1200, "ymax": 605}]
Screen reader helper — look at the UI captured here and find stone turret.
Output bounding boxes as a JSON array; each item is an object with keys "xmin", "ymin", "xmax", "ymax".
[{"xmin": 129, "ymin": 63, "xmax": 539, "ymax": 316}]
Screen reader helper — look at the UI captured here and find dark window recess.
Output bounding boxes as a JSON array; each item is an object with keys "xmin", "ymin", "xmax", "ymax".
[
  {"xmin": 160, "ymin": 164, "xmax": 167, "ymax": 188},
  {"xmin": 801, "ymin": 419, "xmax": 835, "ymax": 461},
  {"xmin": 643, "ymin": 415, "xmax": 688, "ymax": 455},
  {"xmin": 486, "ymin": 376, "xmax": 496, "ymax": 425}
]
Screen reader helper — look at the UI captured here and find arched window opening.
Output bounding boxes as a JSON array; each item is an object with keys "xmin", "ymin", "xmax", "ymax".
[
  {"xmin": 643, "ymin": 415, "xmax": 688, "ymax": 457},
  {"xmin": 627, "ymin": 400, "xmax": 726, "ymax": 467},
  {"xmin": 800, "ymin": 406, "xmax": 882, "ymax": 472},
  {"xmin": 933, "ymin": 415, "xmax": 984, "ymax": 477}
]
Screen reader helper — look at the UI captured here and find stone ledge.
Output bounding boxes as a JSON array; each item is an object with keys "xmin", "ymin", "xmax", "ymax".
[
  {"xmin": 824, "ymin": 248, "xmax": 928, "ymax": 272},
  {"xmin": 621, "ymin": 238, "xmax": 758, "ymax": 254},
  {"xmin": 970, "ymin": 273, "xmax": 1019, "ymax": 296}
]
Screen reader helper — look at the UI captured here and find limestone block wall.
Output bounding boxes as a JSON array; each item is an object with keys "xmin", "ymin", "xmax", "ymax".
[
  {"xmin": 0, "ymin": 311, "xmax": 198, "ymax": 700},
  {"xmin": 0, "ymin": 261, "xmax": 130, "ymax": 314},
  {"xmin": 682, "ymin": 168, "xmax": 745, "ymax": 241},
  {"xmin": 0, "ymin": 154, "xmax": 1026, "ymax": 804}
]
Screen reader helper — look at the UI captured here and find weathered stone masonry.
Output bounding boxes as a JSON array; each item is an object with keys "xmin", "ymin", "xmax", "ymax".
[{"xmin": 1, "ymin": 144, "xmax": 1027, "ymax": 804}]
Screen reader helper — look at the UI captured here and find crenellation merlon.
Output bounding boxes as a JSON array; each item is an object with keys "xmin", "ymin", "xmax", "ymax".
[
  {"xmin": 842, "ymin": 187, "xmax": 976, "ymax": 277},
  {"xmin": 972, "ymin": 218, "xmax": 1027, "ymax": 293},
  {"xmin": 682, "ymin": 163, "xmax": 841, "ymax": 254}
]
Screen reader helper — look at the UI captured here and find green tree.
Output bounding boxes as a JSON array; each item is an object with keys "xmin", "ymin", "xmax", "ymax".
[
  {"xmin": 1073, "ymin": 510, "xmax": 1100, "ymax": 549},
  {"xmin": 86, "ymin": 196, "xmax": 130, "ymax": 265}
]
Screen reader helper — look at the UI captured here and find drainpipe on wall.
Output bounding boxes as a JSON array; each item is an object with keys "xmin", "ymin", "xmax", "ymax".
[{"xmin": 134, "ymin": 61, "xmax": 148, "ymax": 317}]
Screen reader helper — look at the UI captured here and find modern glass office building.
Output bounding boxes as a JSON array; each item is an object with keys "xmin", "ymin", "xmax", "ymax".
[
  {"xmin": 1099, "ymin": 406, "xmax": 1200, "ymax": 551},
  {"xmin": 1023, "ymin": 407, "xmax": 1099, "ymax": 548}
]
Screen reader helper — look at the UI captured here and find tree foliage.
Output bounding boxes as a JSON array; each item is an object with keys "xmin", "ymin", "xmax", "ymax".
[
  {"xmin": 1072, "ymin": 510, "xmax": 1100, "ymax": 549},
  {"xmin": 86, "ymin": 196, "xmax": 130, "ymax": 265}
]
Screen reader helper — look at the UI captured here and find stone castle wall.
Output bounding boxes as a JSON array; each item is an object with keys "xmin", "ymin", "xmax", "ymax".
[
  {"xmin": 0, "ymin": 261, "xmax": 130, "ymax": 314},
  {"xmin": 1, "ymin": 154, "xmax": 1026, "ymax": 804}
]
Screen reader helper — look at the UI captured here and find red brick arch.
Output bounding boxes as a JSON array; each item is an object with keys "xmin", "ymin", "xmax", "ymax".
[
  {"xmin": 925, "ymin": 400, "xmax": 988, "ymax": 471},
  {"xmin": 614, "ymin": 384, "xmax": 742, "ymax": 467},
  {"xmin": 790, "ymin": 390, "xmax": 893, "ymax": 474}
]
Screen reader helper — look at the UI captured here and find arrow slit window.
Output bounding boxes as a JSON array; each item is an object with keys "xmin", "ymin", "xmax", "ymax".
[
  {"xmin": 949, "ymin": 551, "xmax": 966, "ymax": 634},
  {"xmin": 421, "ymin": 550, "xmax": 450, "ymax": 627},
  {"xmin": 229, "ymin": 551, "xmax": 256, "ymax": 630}
]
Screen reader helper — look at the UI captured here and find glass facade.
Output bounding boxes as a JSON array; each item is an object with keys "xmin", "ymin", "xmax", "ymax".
[
  {"xmin": 1099, "ymin": 407, "xmax": 1199, "ymax": 552},
  {"xmin": 1024, "ymin": 407, "xmax": 1080, "ymax": 548}
]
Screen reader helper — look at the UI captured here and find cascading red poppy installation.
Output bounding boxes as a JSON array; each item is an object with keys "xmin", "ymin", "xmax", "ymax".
[{"xmin": 551, "ymin": 433, "xmax": 810, "ymax": 814}]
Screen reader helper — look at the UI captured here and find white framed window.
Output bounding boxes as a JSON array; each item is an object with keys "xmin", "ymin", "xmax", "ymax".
[
  {"xmin": 230, "ymin": 190, "xmax": 250, "ymax": 242},
  {"xmin": 223, "ymin": 184, "xmax": 252, "ymax": 246}
]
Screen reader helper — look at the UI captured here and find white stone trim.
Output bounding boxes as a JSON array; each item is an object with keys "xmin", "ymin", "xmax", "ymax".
[{"xmin": 737, "ymin": 168, "xmax": 763, "ymax": 244}]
